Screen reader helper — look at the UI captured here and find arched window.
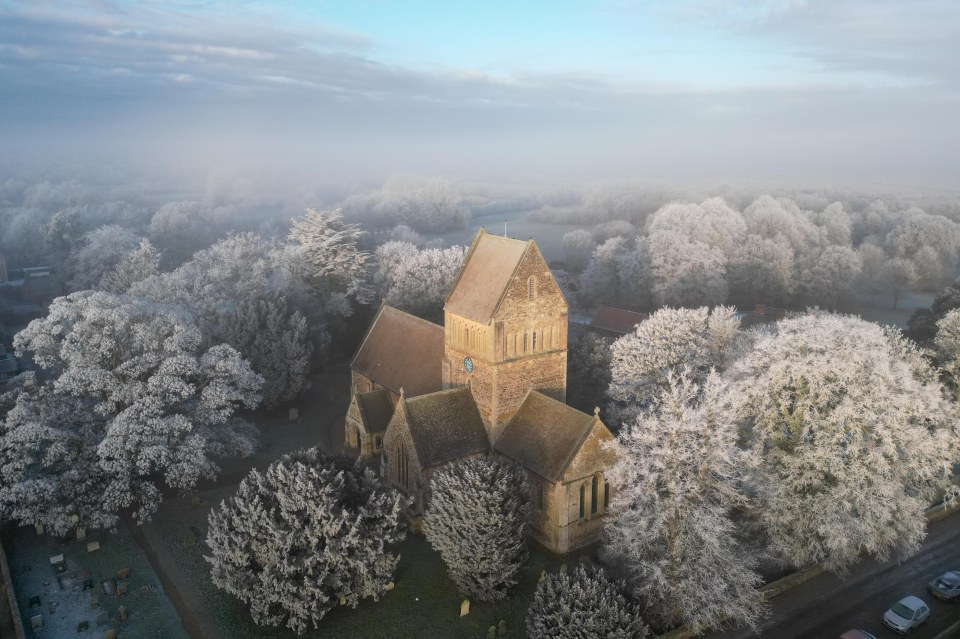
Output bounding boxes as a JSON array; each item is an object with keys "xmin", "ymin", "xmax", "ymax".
[
  {"xmin": 523, "ymin": 333, "xmax": 528, "ymax": 353},
  {"xmin": 591, "ymin": 476, "xmax": 599, "ymax": 514},
  {"xmin": 528, "ymin": 276, "xmax": 537, "ymax": 301},
  {"xmin": 532, "ymin": 331, "xmax": 537, "ymax": 351},
  {"xmin": 396, "ymin": 441, "xmax": 408, "ymax": 488},
  {"xmin": 578, "ymin": 484, "xmax": 585, "ymax": 520},
  {"xmin": 603, "ymin": 480, "xmax": 610, "ymax": 510}
]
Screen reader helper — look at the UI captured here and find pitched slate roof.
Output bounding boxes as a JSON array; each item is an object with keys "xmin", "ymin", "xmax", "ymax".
[
  {"xmin": 401, "ymin": 387, "xmax": 490, "ymax": 469},
  {"xmin": 590, "ymin": 306, "xmax": 649, "ymax": 337},
  {"xmin": 351, "ymin": 304, "xmax": 444, "ymax": 397},
  {"xmin": 445, "ymin": 229, "xmax": 529, "ymax": 324},
  {"xmin": 494, "ymin": 391, "xmax": 599, "ymax": 482},
  {"xmin": 355, "ymin": 389, "xmax": 394, "ymax": 434}
]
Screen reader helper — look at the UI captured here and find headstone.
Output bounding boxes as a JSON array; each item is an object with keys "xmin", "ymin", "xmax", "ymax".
[
  {"xmin": 87, "ymin": 541, "xmax": 101, "ymax": 553},
  {"xmin": 83, "ymin": 579, "xmax": 95, "ymax": 591},
  {"xmin": 115, "ymin": 567, "xmax": 131, "ymax": 581},
  {"xmin": 103, "ymin": 629, "xmax": 117, "ymax": 639},
  {"xmin": 28, "ymin": 594, "xmax": 41, "ymax": 608},
  {"xmin": 49, "ymin": 553, "xmax": 64, "ymax": 565},
  {"xmin": 486, "ymin": 626, "xmax": 496, "ymax": 639},
  {"xmin": 116, "ymin": 581, "xmax": 129, "ymax": 598},
  {"xmin": 459, "ymin": 598, "xmax": 470, "ymax": 617},
  {"xmin": 90, "ymin": 595, "xmax": 100, "ymax": 608},
  {"xmin": 76, "ymin": 526, "xmax": 87, "ymax": 540},
  {"xmin": 30, "ymin": 614, "xmax": 42, "ymax": 630},
  {"xmin": 95, "ymin": 611, "xmax": 109, "ymax": 626},
  {"xmin": 498, "ymin": 619, "xmax": 507, "ymax": 636},
  {"xmin": 77, "ymin": 620, "xmax": 90, "ymax": 632},
  {"xmin": 35, "ymin": 523, "xmax": 44, "ymax": 535},
  {"xmin": 47, "ymin": 602, "xmax": 56, "ymax": 614},
  {"xmin": 118, "ymin": 606, "xmax": 127, "ymax": 623},
  {"xmin": 101, "ymin": 579, "xmax": 115, "ymax": 596},
  {"xmin": 338, "ymin": 596, "xmax": 346, "ymax": 605},
  {"xmin": 289, "ymin": 407, "xmax": 299, "ymax": 422}
]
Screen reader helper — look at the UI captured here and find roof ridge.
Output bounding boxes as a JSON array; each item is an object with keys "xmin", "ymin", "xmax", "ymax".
[{"xmin": 380, "ymin": 304, "xmax": 443, "ymax": 330}]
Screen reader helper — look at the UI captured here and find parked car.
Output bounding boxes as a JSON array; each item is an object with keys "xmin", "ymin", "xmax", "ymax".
[
  {"xmin": 839, "ymin": 630, "xmax": 877, "ymax": 639},
  {"xmin": 882, "ymin": 596, "xmax": 930, "ymax": 634},
  {"xmin": 928, "ymin": 570, "xmax": 960, "ymax": 601}
]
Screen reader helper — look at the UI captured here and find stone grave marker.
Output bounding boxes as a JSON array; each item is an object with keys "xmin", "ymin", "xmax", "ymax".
[
  {"xmin": 47, "ymin": 602, "xmax": 56, "ymax": 614},
  {"xmin": 115, "ymin": 567, "xmax": 131, "ymax": 581},
  {"xmin": 103, "ymin": 629, "xmax": 117, "ymax": 639},
  {"xmin": 460, "ymin": 599, "xmax": 470, "ymax": 617},
  {"xmin": 30, "ymin": 614, "xmax": 43, "ymax": 631},
  {"xmin": 117, "ymin": 606, "xmax": 127, "ymax": 623},
  {"xmin": 90, "ymin": 595, "xmax": 100, "ymax": 608},
  {"xmin": 76, "ymin": 526, "xmax": 87, "ymax": 540},
  {"xmin": 77, "ymin": 620, "xmax": 90, "ymax": 632},
  {"xmin": 87, "ymin": 541, "xmax": 101, "ymax": 553},
  {"xmin": 116, "ymin": 581, "xmax": 129, "ymax": 598},
  {"xmin": 101, "ymin": 579, "xmax": 115, "ymax": 596},
  {"xmin": 498, "ymin": 619, "xmax": 507, "ymax": 636},
  {"xmin": 83, "ymin": 579, "xmax": 94, "ymax": 591},
  {"xmin": 289, "ymin": 407, "xmax": 299, "ymax": 422},
  {"xmin": 35, "ymin": 523, "xmax": 44, "ymax": 536},
  {"xmin": 28, "ymin": 594, "xmax": 41, "ymax": 608},
  {"xmin": 486, "ymin": 626, "xmax": 496, "ymax": 639}
]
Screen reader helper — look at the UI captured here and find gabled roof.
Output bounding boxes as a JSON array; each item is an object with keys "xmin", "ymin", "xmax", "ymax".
[
  {"xmin": 351, "ymin": 304, "xmax": 444, "ymax": 397},
  {"xmin": 445, "ymin": 229, "xmax": 530, "ymax": 324},
  {"xmin": 494, "ymin": 390, "xmax": 599, "ymax": 482},
  {"xmin": 355, "ymin": 389, "xmax": 394, "ymax": 435},
  {"xmin": 400, "ymin": 387, "xmax": 489, "ymax": 469},
  {"xmin": 591, "ymin": 306, "xmax": 649, "ymax": 336}
]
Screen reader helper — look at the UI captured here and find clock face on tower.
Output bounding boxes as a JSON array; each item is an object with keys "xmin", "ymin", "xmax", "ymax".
[{"xmin": 463, "ymin": 357, "xmax": 474, "ymax": 373}]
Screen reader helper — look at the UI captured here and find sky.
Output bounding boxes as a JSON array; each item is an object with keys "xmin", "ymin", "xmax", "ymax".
[{"xmin": 1, "ymin": 0, "xmax": 958, "ymax": 187}]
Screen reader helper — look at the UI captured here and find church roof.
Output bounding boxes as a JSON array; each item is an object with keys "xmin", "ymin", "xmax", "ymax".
[
  {"xmin": 401, "ymin": 387, "xmax": 490, "ymax": 469},
  {"xmin": 494, "ymin": 391, "xmax": 599, "ymax": 483},
  {"xmin": 351, "ymin": 304, "xmax": 444, "ymax": 397},
  {"xmin": 355, "ymin": 389, "xmax": 394, "ymax": 434},
  {"xmin": 445, "ymin": 229, "xmax": 529, "ymax": 324},
  {"xmin": 591, "ymin": 306, "xmax": 649, "ymax": 337}
]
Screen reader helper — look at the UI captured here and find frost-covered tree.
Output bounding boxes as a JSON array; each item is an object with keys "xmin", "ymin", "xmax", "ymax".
[
  {"xmin": 205, "ymin": 448, "xmax": 406, "ymax": 635},
  {"xmin": 289, "ymin": 208, "xmax": 372, "ymax": 304},
  {"xmin": 341, "ymin": 174, "xmax": 470, "ymax": 232},
  {"xmin": 424, "ymin": 458, "xmax": 530, "ymax": 601},
  {"xmin": 373, "ymin": 241, "xmax": 466, "ymax": 320},
  {"xmin": 606, "ymin": 306, "xmax": 740, "ymax": 419},
  {"xmin": 579, "ymin": 236, "xmax": 630, "ymax": 307},
  {"xmin": 526, "ymin": 565, "xmax": 648, "ymax": 639},
  {"xmin": 880, "ymin": 257, "xmax": 917, "ymax": 309},
  {"xmin": 224, "ymin": 297, "xmax": 315, "ymax": 409},
  {"xmin": 729, "ymin": 312, "xmax": 959, "ymax": 571},
  {"xmin": 934, "ymin": 309, "xmax": 960, "ymax": 401},
  {"xmin": 798, "ymin": 245, "xmax": 862, "ymax": 309},
  {"xmin": 567, "ymin": 334, "xmax": 612, "ymax": 416},
  {"xmin": 562, "ymin": 229, "xmax": 596, "ymax": 272},
  {"xmin": 0, "ymin": 291, "xmax": 261, "ymax": 533},
  {"xmin": 605, "ymin": 372, "xmax": 766, "ymax": 633},
  {"xmin": 647, "ymin": 230, "xmax": 728, "ymax": 308},
  {"xmin": 67, "ymin": 224, "xmax": 141, "ymax": 291},
  {"xmin": 99, "ymin": 239, "xmax": 160, "ymax": 293},
  {"xmin": 728, "ymin": 234, "xmax": 794, "ymax": 304},
  {"xmin": 647, "ymin": 197, "xmax": 746, "ymax": 257}
]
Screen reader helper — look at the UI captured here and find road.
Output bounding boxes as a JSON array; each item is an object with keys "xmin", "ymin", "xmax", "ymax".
[{"xmin": 706, "ymin": 510, "xmax": 960, "ymax": 639}]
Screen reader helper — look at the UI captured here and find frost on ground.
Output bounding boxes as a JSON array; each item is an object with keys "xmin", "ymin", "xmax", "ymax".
[{"xmin": 4, "ymin": 519, "xmax": 189, "ymax": 639}]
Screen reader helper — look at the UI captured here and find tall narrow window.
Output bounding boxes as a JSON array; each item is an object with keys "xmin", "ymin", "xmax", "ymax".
[
  {"xmin": 579, "ymin": 484, "xmax": 585, "ymax": 519},
  {"xmin": 528, "ymin": 276, "xmax": 537, "ymax": 301},
  {"xmin": 591, "ymin": 476, "xmax": 599, "ymax": 514},
  {"xmin": 603, "ymin": 481, "xmax": 610, "ymax": 510},
  {"xmin": 523, "ymin": 333, "xmax": 528, "ymax": 353},
  {"xmin": 532, "ymin": 331, "xmax": 537, "ymax": 351}
]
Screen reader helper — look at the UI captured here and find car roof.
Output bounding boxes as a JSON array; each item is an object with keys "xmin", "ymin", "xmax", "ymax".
[
  {"xmin": 840, "ymin": 630, "xmax": 876, "ymax": 639},
  {"xmin": 941, "ymin": 571, "xmax": 960, "ymax": 583},
  {"xmin": 899, "ymin": 595, "xmax": 926, "ymax": 608}
]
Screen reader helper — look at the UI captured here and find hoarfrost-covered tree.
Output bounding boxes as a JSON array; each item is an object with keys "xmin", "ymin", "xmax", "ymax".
[
  {"xmin": 934, "ymin": 309, "xmax": 960, "ymax": 401},
  {"xmin": 728, "ymin": 234, "xmax": 795, "ymax": 304},
  {"xmin": 67, "ymin": 224, "xmax": 141, "ymax": 291},
  {"xmin": 205, "ymin": 448, "xmax": 406, "ymax": 635},
  {"xmin": 729, "ymin": 312, "xmax": 959, "ymax": 571},
  {"xmin": 99, "ymin": 239, "xmax": 160, "ymax": 293},
  {"xmin": 647, "ymin": 230, "xmax": 728, "ymax": 308},
  {"xmin": 562, "ymin": 229, "xmax": 596, "ymax": 272},
  {"xmin": 579, "ymin": 236, "xmax": 630, "ymax": 307},
  {"xmin": 373, "ymin": 241, "xmax": 466, "ymax": 320},
  {"xmin": 605, "ymin": 372, "xmax": 766, "ymax": 633},
  {"xmin": 289, "ymin": 208, "xmax": 373, "ymax": 304},
  {"xmin": 607, "ymin": 306, "xmax": 739, "ymax": 419},
  {"xmin": 224, "ymin": 297, "xmax": 315, "ymax": 409},
  {"xmin": 880, "ymin": 257, "xmax": 917, "ymax": 309},
  {"xmin": 0, "ymin": 291, "xmax": 262, "ymax": 533},
  {"xmin": 424, "ymin": 458, "xmax": 530, "ymax": 601},
  {"xmin": 798, "ymin": 245, "xmax": 862, "ymax": 309},
  {"xmin": 647, "ymin": 197, "xmax": 746, "ymax": 256},
  {"xmin": 567, "ymin": 333, "xmax": 612, "ymax": 416},
  {"xmin": 526, "ymin": 565, "xmax": 648, "ymax": 639}
]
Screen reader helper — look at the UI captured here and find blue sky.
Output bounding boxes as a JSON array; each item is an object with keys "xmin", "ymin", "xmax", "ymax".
[{"xmin": 1, "ymin": 0, "xmax": 958, "ymax": 185}]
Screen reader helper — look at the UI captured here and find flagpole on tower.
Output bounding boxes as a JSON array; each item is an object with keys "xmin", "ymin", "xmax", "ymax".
[{"xmin": 504, "ymin": 218, "xmax": 507, "ymax": 237}]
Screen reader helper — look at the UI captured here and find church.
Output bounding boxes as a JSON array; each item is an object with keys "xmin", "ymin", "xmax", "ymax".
[{"xmin": 344, "ymin": 229, "xmax": 618, "ymax": 554}]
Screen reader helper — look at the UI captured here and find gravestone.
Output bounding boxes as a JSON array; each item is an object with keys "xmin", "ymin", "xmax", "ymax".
[
  {"xmin": 47, "ymin": 602, "xmax": 56, "ymax": 614},
  {"xmin": 77, "ymin": 620, "xmax": 90, "ymax": 632},
  {"xmin": 486, "ymin": 626, "xmax": 496, "ymax": 639},
  {"xmin": 76, "ymin": 526, "xmax": 87, "ymax": 540},
  {"xmin": 116, "ymin": 581, "xmax": 129, "ymax": 598},
  {"xmin": 30, "ymin": 614, "xmax": 42, "ymax": 631},
  {"xmin": 459, "ymin": 599, "xmax": 470, "ymax": 617},
  {"xmin": 101, "ymin": 579, "xmax": 115, "ymax": 596},
  {"xmin": 87, "ymin": 541, "xmax": 100, "ymax": 553},
  {"xmin": 90, "ymin": 595, "xmax": 99, "ymax": 608},
  {"xmin": 83, "ymin": 579, "xmax": 94, "ymax": 591},
  {"xmin": 95, "ymin": 611, "xmax": 109, "ymax": 626},
  {"xmin": 49, "ymin": 554, "xmax": 64, "ymax": 565},
  {"xmin": 289, "ymin": 407, "xmax": 299, "ymax": 422},
  {"xmin": 498, "ymin": 619, "xmax": 507, "ymax": 636},
  {"xmin": 115, "ymin": 567, "xmax": 131, "ymax": 581},
  {"xmin": 103, "ymin": 629, "xmax": 117, "ymax": 639},
  {"xmin": 34, "ymin": 523, "xmax": 44, "ymax": 535},
  {"xmin": 117, "ymin": 606, "xmax": 127, "ymax": 623},
  {"xmin": 28, "ymin": 594, "xmax": 41, "ymax": 608}
]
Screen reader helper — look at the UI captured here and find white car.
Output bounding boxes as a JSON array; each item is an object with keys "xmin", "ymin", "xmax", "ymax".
[
  {"xmin": 882, "ymin": 595, "xmax": 930, "ymax": 634},
  {"xmin": 928, "ymin": 570, "xmax": 960, "ymax": 601}
]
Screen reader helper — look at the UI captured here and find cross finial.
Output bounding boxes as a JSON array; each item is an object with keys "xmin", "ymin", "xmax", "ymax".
[{"xmin": 593, "ymin": 406, "xmax": 601, "ymax": 417}]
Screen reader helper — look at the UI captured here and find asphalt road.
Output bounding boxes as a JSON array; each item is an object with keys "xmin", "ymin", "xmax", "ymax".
[{"xmin": 705, "ymin": 511, "xmax": 960, "ymax": 639}]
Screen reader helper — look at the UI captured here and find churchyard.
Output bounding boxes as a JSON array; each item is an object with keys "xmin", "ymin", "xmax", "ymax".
[{"xmin": 3, "ymin": 520, "xmax": 188, "ymax": 639}]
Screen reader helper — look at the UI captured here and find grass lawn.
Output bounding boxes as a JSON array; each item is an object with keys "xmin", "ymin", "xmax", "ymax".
[{"xmin": 141, "ymin": 488, "xmax": 594, "ymax": 639}]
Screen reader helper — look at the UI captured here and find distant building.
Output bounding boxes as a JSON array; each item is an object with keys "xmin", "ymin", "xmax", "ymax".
[
  {"xmin": 346, "ymin": 229, "xmax": 619, "ymax": 554},
  {"xmin": 736, "ymin": 304, "xmax": 789, "ymax": 330},
  {"xmin": 588, "ymin": 306, "xmax": 649, "ymax": 340},
  {"xmin": 0, "ymin": 344, "xmax": 19, "ymax": 384}
]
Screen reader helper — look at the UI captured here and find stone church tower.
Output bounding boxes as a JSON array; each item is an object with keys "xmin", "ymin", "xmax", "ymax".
[{"xmin": 442, "ymin": 229, "xmax": 568, "ymax": 444}]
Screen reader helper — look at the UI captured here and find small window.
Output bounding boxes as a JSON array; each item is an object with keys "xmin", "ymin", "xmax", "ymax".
[
  {"xmin": 603, "ymin": 481, "xmax": 610, "ymax": 509},
  {"xmin": 532, "ymin": 331, "xmax": 537, "ymax": 351},
  {"xmin": 578, "ymin": 484, "xmax": 585, "ymax": 519},
  {"xmin": 523, "ymin": 333, "xmax": 528, "ymax": 353},
  {"xmin": 375, "ymin": 435, "xmax": 383, "ymax": 450},
  {"xmin": 528, "ymin": 276, "xmax": 537, "ymax": 301},
  {"xmin": 591, "ymin": 476, "xmax": 599, "ymax": 514}
]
